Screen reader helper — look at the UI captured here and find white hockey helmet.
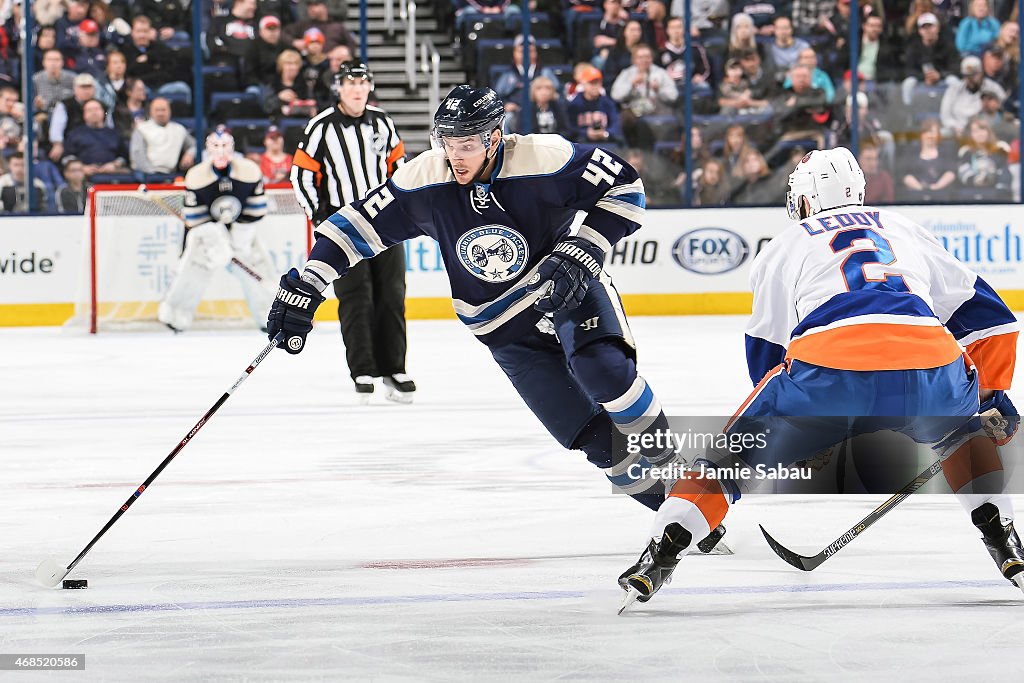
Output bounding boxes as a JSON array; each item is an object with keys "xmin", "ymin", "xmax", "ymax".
[
  {"xmin": 786, "ymin": 147, "xmax": 866, "ymax": 221},
  {"xmin": 206, "ymin": 125, "xmax": 235, "ymax": 170}
]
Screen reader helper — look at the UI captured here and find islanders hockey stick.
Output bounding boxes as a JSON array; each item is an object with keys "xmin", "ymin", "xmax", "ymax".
[
  {"xmin": 35, "ymin": 334, "xmax": 283, "ymax": 588},
  {"xmin": 759, "ymin": 460, "xmax": 943, "ymax": 571},
  {"xmin": 136, "ymin": 184, "xmax": 269, "ymax": 284}
]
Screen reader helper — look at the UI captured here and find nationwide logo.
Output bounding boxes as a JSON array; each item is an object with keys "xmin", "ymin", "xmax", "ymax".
[{"xmin": 671, "ymin": 228, "xmax": 750, "ymax": 274}]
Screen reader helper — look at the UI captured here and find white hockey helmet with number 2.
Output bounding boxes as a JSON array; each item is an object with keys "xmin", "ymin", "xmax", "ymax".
[{"xmin": 786, "ymin": 147, "xmax": 866, "ymax": 221}]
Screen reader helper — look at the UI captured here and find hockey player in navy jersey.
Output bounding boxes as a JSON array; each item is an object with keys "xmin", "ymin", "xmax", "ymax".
[
  {"xmin": 618, "ymin": 147, "xmax": 1022, "ymax": 611},
  {"xmin": 267, "ymin": 85, "xmax": 706, "ymax": 517},
  {"xmin": 159, "ymin": 126, "xmax": 276, "ymax": 332}
]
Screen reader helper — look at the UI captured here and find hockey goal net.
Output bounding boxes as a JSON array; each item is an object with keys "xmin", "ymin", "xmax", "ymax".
[{"xmin": 69, "ymin": 183, "xmax": 312, "ymax": 333}]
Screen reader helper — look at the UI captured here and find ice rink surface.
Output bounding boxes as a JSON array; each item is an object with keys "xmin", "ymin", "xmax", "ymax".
[{"xmin": 2, "ymin": 316, "xmax": 1022, "ymax": 681}]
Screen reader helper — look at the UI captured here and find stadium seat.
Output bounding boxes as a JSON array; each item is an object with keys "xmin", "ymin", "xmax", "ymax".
[
  {"xmin": 528, "ymin": 13, "xmax": 555, "ymax": 39},
  {"xmin": 475, "ymin": 39, "xmax": 514, "ymax": 87},
  {"xmin": 210, "ymin": 92, "xmax": 264, "ymax": 121},
  {"xmin": 641, "ymin": 114, "xmax": 682, "ymax": 142},
  {"xmin": 172, "ymin": 117, "xmax": 197, "ymax": 134},
  {"xmin": 536, "ymin": 39, "xmax": 566, "ymax": 68},
  {"xmin": 202, "ymin": 64, "xmax": 240, "ymax": 98},
  {"xmin": 465, "ymin": 15, "xmax": 507, "ymax": 41},
  {"xmin": 226, "ymin": 118, "xmax": 270, "ymax": 150},
  {"xmin": 573, "ymin": 14, "xmax": 602, "ymax": 62}
]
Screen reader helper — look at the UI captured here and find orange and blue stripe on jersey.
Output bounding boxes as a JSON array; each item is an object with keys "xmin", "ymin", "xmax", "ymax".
[
  {"xmin": 944, "ymin": 277, "xmax": 1019, "ymax": 390},
  {"xmin": 785, "ymin": 289, "xmax": 963, "ymax": 372},
  {"xmin": 745, "ymin": 279, "xmax": 1018, "ymax": 385}
]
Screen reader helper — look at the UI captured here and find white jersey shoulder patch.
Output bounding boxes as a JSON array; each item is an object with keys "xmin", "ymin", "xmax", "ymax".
[
  {"xmin": 391, "ymin": 148, "xmax": 454, "ymax": 191},
  {"xmin": 497, "ymin": 134, "xmax": 574, "ymax": 180}
]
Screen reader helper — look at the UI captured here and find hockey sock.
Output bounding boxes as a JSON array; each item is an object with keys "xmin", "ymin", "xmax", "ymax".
[
  {"xmin": 650, "ymin": 474, "xmax": 731, "ymax": 544},
  {"xmin": 574, "ymin": 412, "xmax": 663, "ymax": 511},
  {"xmin": 570, "ymin": 341, "xmax": 672, "ymax": 463},
  {"xmin": 942, "ymin": 434, "xmax": 1014, "ymax": 521}
]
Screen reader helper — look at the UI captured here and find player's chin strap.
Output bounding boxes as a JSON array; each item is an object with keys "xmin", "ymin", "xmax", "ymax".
[{"xmin": 469, "ymin": 135, "xmax": 503, "ymax": 185}]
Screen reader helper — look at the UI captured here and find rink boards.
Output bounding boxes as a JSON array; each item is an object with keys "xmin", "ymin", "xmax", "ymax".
[{"xmin": 1, "ymin": 205, "xmax": 1023, "ymax": 326}]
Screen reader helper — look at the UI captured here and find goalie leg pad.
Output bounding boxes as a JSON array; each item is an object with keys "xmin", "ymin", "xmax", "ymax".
[
  {"xmin": 230, "ymin": 237, "xmax": 278, "ymax": 327},
  {"xmin": 158, "ymin": 224, "xmax": 232, "ymax": 330},
  {"xmin": 158, "ymin": 257, "xmax": 216, "ymax": 331},
  {"xmin": 186, "ymin": 221, "xmax": 233, "ymax": 269}
]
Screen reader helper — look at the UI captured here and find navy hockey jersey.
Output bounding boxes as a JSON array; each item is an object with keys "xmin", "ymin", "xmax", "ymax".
[
  {"xmin": 183, "ymin": 158, "xmax": 267, "ymax": 229},
  {"xmin": 302, "ymin": 134, "xmax": 646, "ymax": 346}
]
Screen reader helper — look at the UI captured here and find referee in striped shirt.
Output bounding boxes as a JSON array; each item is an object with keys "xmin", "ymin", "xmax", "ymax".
[{"xmin": 291, "ymin": 61, "xmax": 416, "ymax": 402}]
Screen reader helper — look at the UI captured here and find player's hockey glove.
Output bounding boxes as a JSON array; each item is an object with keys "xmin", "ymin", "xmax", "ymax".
[
  {"xmin": 526, "ymin": 237, "xmax": 605, "ymax": 313},
  {"xmin": 267, "ymin": 268, "xmax": 326, "ymax": 355},
  {"xmin": 980, "ymin": 390, "xmax": 1019, "ymax": 445}
]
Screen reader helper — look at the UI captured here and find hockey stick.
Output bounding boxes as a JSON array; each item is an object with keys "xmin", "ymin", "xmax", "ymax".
[
  {"xmin": 136, "ymin": 185, "xmax": 269, "ymax": 284},
  {"xmin": 759, "ymin": 460, "xmax": 943, "ymax": 571},
  {"xmin": 35, "ymin": 333, "xmax": 283, "ymax": 588}
]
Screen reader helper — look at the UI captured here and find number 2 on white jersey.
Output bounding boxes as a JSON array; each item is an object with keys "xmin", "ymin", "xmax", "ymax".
[{"xmin": 829, "ymin": 228, "xmax": 909, "ymax": 293}]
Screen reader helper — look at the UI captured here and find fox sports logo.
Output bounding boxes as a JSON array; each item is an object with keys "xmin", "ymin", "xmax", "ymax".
[
  {"xmin": 456, "ymin": 225, "xmax": 529, "ymax": 282},
  {"xmin": 671, "ymin": 228, "xmax": 749, "ymax": 274}
]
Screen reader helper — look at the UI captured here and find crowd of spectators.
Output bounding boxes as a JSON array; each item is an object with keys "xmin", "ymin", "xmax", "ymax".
[
  {"xmin": 0, "ymin": 1, "xmax": 1021, "ymax": 211},
  {"xmin": 0, "ymin": 0, "xmax": 356, "ymax": 213},
  {"xmin": 459, "ymin": 0, "xmax": 1021, "ymax": 205}
]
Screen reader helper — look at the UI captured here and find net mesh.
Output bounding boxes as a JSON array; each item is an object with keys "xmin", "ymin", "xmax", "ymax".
[{"xmin": 69, "ymin": 185, "xmax": 309, "ymax": 332}]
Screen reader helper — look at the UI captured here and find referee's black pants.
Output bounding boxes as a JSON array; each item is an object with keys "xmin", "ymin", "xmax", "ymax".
[{"xmin": 332, "ymin": 245, "xmax": 408, "ymax": 381}]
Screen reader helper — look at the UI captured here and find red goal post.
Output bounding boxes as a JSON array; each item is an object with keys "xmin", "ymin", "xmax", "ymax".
[{"xmin": 70, "ymin": 183, "xmax": 312, "ymax": 333}]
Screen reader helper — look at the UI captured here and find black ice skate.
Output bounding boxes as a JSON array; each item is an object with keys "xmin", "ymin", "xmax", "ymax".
[
  {"xmin": 971, "ymin": 503, "xmax": 1024, "ymax": 593},
  {"xmin": 354, "ymin": 375, "xmax": 374, "ymax": 405},
  {"xmin": 383, "ymin": 374, "xmax": 416, "ymax": 404},
  {"xmin": 618, "ymin": 522, "xmax": 693, "ymax": 614}
]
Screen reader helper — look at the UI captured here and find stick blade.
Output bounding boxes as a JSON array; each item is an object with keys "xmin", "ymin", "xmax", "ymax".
[
  {"xmin": 35, "ymin": 559, "xmax": 69, "ymax": 588},
  {"xmin": 759, "ymin": 524, "xmax": 818, "ymax": 571}
]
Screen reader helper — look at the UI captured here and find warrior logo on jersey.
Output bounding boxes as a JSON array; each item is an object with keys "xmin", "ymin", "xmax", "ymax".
[{"xmin": 456, "ymin": 225, "xmax": 528, "ymax": 282}]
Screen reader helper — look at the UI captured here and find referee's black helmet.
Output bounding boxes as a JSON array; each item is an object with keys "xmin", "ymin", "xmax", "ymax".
[
  {"xmin": 333, "ymin": 61, "xmax": 374, "ymax": 93},
  {"xmin": 431, "ymin": 85, "xmax": 505, "ymax": 146}
]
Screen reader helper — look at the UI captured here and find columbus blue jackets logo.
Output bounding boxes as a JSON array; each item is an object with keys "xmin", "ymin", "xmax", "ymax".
[{"xmin": 456, "ymin": 225, "xmax": 529, "ymax": 283}]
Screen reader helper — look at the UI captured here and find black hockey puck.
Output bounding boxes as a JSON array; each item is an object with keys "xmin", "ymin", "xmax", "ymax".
[{"xmin": 62, "ymin": 579, "xmax": 88, "ymax": 589}]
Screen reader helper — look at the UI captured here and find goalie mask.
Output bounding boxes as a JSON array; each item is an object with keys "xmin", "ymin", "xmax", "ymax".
[
  {"xmin": 786, "ymin": 147, "xmax": 866, "ymax": 221},
  {"xmin": 206, "ymin": 125, "xmax": 235, "ymax": 170}
]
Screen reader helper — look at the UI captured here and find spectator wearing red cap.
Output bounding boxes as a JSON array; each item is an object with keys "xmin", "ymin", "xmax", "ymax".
[
  {"xmin": 259, "ymin": 126, "xmax": 292, "ymax": 183},
  {"xmin": 66, "ymin": 19, "xmax": 108, "ymax": 80},
  {"xmin": 566, "ymin": 65, "xmax": 624, "ymax": 144},
  {"xmin": 283, "ymin": 0, "xmax": 356, "ymax": 53},
  {"xmin": 55, "ymin": 0, "xmax": 91, "ymax": 56},
  {"xmin": 301, "ymin": 28, "xmax": 331, "ymax": 100},
  {"xmin": 247, "ymin": 15, "xmax": 288, "ymax": 91}
]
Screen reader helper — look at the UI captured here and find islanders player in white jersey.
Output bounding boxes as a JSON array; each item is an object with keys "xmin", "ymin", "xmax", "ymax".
[{"xmin": 619, "ymin": 147, "xmax": 1021, "ymax": 609}]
